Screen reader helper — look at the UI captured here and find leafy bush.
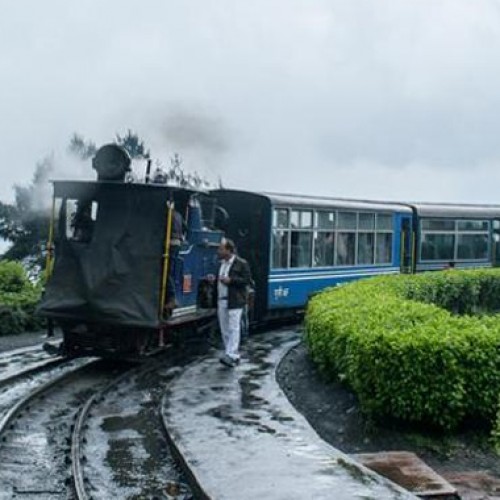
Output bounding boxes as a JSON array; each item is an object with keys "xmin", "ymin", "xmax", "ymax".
[
  {"xmin": 305, "ymin": 270, "xmax": 500, "ymax": 431},
  {"xmin": 493, "ymin": 401, "xmax": 500, "ymax": 454},
  {"xmin": 0, "ymin": 260, "xmax": 30, "ymax": 294},
  {"xmin": 0, "ymin": 260, "xmax": 43, "ymax": 336}
]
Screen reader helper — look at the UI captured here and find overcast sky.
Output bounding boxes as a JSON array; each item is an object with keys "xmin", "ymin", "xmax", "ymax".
[{"xmin": 2, "ymin": 1, "xmax": 500, "ymax": 204}]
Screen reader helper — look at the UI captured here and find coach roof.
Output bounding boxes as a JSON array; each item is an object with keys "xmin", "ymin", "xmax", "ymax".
[
  {"xmin": 262, "ymin": 191, "xmax": 413, "ymax": 213},
  {"xmin": 409, "ymin": 202, "xmax": 500, "ymax": 219}
]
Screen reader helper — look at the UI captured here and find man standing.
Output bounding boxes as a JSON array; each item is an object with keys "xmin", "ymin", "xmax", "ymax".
[{"xmin": 211, "ymin": 239, "xmax": 252, "ymax": 367}]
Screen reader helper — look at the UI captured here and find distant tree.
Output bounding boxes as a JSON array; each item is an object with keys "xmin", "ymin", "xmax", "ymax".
[
  {"xmin": 115, "ymin": 129, "xmax": 150, "ymax": 159},
  {"xmin": 153, "ymin": 153, "xmax": 209, "ymax": 189},
  {"xmin": 68, "ymin": 133, "xmax": 97, "ymax": 160},
  {"xmin": 0, "ymin": 201, "xmax": 20, "ymax": 240}
]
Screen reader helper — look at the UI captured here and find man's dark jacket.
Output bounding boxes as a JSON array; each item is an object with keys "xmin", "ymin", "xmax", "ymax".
[{"xmin": 217, "ymin": 256, "xmax": 252, "ymax": 309}]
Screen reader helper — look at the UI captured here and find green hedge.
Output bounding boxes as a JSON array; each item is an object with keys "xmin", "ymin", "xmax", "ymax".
[
  {"xmin": 0, "ymin": 260, "xmax": 44, "ymax": 336},
  {"xmin": 494, "ymin": 401, "xmax": 500, "ymax": 453},
  {"xmin": 305, "ymin": 269, "xmax": 500, "ymax": 431}
]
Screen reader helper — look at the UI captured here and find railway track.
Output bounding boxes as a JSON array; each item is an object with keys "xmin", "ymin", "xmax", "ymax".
[
  {"xmin": 71, "ymin": 364, "xmax": 144, "ymax": 500},
  {"xmin": 0, "ymin": 355, "xmax": 65, "ymax": 389},
  {"xmin": 0, "ymin": 358, "xmax": 132, "ymax": 499},
  {"xmin": 0, "ymin": 339, "xmax": 206, "ymax": 499},
  {"xmin": 0, "ymin": 341, "xmax": 61, "ymax": 382},
  {"xmin": 0, "ymin": 356, "xmax": 94, "ymax": 428},
  {"xmin": 70, "ymin": 346, "xmax": 201, "ymax": 500}
]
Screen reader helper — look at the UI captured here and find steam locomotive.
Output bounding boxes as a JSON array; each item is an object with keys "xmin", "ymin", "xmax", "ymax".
[{"xmin": 38, "ymin": 144, "xmax": 500, "ymax": 357}]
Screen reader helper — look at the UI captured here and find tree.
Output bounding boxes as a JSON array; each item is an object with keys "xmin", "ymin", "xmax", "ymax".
[
  {"xmin": 0, "ymin": 155, "xmax": 53, "ymax": 269},
  {"xmin": 153, "ymin": 153, "xmax": 209, "ymax": 189},
  {"xmin": 115, "ymin": 129, "xmax": 150, "ymax": 159},
  {"xmin": 68, "ymin": 133, "xmax": 97, "ymax": 160}
]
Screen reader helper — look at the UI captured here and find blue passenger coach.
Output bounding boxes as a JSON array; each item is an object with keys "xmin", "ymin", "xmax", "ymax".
[
  {"xmin": 410, "ymin": 203, "xmax": 500, "ymax": 272},
  {"xmin": 212, "ymin": 190, "xmax": 413, "ymax": 321},
  {"xmin": 212, "ymin": 190, "xmax": 500, "ymax": 323}
]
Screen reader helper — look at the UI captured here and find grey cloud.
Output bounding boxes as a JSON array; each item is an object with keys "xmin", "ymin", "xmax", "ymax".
[{"xmin": 1, "ymin": 0, "xmax": 500, "ymax": 204}]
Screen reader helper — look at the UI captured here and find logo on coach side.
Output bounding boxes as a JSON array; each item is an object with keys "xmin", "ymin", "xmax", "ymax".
[{"xmin": 274, "ymin": 286, "xmax": 290, "ymax": 299}]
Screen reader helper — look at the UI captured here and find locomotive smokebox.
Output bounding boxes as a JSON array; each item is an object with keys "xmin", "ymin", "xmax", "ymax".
[{"xmin": 92, "ymin": 144, "xmax": 131, "ymax": 181}]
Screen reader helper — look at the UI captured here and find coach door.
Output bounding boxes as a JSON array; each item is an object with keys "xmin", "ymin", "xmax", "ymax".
[
  {"xmin": 400, "ymin": 216, "xmax": 413, "ymax": 273},
  {"xmin": 493, "ymin": 220, "xmax": 500, "ymax": 267}
]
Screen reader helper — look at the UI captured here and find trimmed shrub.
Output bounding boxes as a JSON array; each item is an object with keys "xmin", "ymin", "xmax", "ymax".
[
  {"xmin": 305, "ymin": 270, "xmax": 500, "ymax": 431},
  {"xmin": 0, "ymin": 260, "xmax": 43, "ymax": 336},
  {"xmin": 493, "ymin": 401, "xmax": 500, "ymax": 454}
]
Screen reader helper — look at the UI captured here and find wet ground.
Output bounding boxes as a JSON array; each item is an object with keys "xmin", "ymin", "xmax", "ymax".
[
  {"xmin": 0, "ymin": 360, "xmax": 122, "ymax": 500},
  {"xmin": 3, "ymin": 327, "xmax": 496, "ymax": 498},
  {"xmin": 0, "ymin": 332, "xmax": 207, "ymax": 499},
  {"xmin": 0, "ymin": 347, "xmax": 60, "ymax": 382},
  {"xmin": 0, "ymin": 357, "xmax": 92, "ymax": 425},
  {"xmin": 277, "ymin": 341, "xmax": 500, "ymax": 498},
  {"xmin": 0, "ymin": 329, "xmax": 61, "ymax": 354},
  {"xmin": 82, "ymin": 348, "xmax": 201, "ymax": 499},
  {"xmin": 162, "ymin": 329, "xmax": 416, "ymax": 499}
]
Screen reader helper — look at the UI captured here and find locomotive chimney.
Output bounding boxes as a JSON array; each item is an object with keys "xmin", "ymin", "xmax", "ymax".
[{"xmin": 92, "ymin": 144, "xmax": 131, "ymax": 181}]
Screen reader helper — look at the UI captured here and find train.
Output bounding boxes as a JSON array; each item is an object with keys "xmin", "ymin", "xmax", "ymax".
[{"xmin": 38, "ymin": 144, "xmax": 500, "ymax": 357}]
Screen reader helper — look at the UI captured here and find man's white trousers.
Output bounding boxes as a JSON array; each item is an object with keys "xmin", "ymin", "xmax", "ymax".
[{"xmin": 218, "ymin": 300, "xmax": 242, "ymax": 360}]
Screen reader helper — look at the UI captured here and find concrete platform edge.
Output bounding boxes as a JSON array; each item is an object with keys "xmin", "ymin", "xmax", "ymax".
[
  {"xmin": 161, "ymin": 387, "xmax": 210, "ymax": 499},
  {"xmin": 161, "ymin": 336, "xmax": 417, "ymax": 499}
]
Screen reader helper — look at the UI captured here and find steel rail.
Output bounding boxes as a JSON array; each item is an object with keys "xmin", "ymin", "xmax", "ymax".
[
  {"xmin": 0, "ymin": 358, "xmax": 98, "ymax": 438},
  {"xmin": 0, "ymin": 356, "xmax": 66, "ymax": 391},
  {"xmin": 71, "ymin": 349, "xmax": 171, "ymax": 500}
]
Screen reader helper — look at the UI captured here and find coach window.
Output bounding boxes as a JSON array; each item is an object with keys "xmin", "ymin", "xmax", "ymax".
[
  {"xmin": 272, "ymin": 208, "xmax": 289, "ymax": 268},
  {"xmin": 273, "ymin": 208, "xmax": 289, "ymax": 229},
  {"xmin": 457, "ymin": 220, "xmax": 489, "ymax": 260},
  {"xmin": 313, "ymin": 211, "xmax": 335, "ymax": 267},
  {"xmin": 357, "ymin": 213, "xmax": 375, "ymax": 265},
  {"xmin": 336, "ymin": 211, "xmax": 356, "ymax": 266},
  {"xmin": 375, "ymin": 214, "xmax": 393, "ymax": 264},
  {"xmin": 420, "ymin": 219, "xmax": 455, "ymax": 261},
  {"xmin": 290, "ymin": 209, "xmax": 313, "ymax": 268}
]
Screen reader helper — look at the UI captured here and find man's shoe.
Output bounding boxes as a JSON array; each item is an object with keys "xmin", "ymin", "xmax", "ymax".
[{"xmin": 219, "ymin": 354, "xmax": 236, "ymax": 367}]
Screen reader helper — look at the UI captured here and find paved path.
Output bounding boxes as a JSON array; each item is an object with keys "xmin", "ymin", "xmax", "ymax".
[{"xmin": 162, "ymin": 329, "xmax": 417, "ymax": 499}]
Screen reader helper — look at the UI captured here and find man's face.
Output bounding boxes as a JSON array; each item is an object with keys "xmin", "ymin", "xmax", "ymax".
[{"xmin": 217, "ymin": 243, "xmax": 229, "ymax": 260}]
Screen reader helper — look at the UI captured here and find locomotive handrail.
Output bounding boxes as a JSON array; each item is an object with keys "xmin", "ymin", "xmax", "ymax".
[
  {"xmin": 160, "ymin": 201, "xmax": 174, "ymax": 317},
  {"xmin": 45, "ymin": 193, "xmax": 56, "ymax": 279},
  {"xmin": 179, "ymin": 244, "xmax": 194, "ymax": 256}
]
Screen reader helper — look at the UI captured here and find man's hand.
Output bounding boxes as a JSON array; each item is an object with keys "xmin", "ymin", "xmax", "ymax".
[{"xmin": 220, "ymin": 276, "xmax": 231, "ymax": 285}]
